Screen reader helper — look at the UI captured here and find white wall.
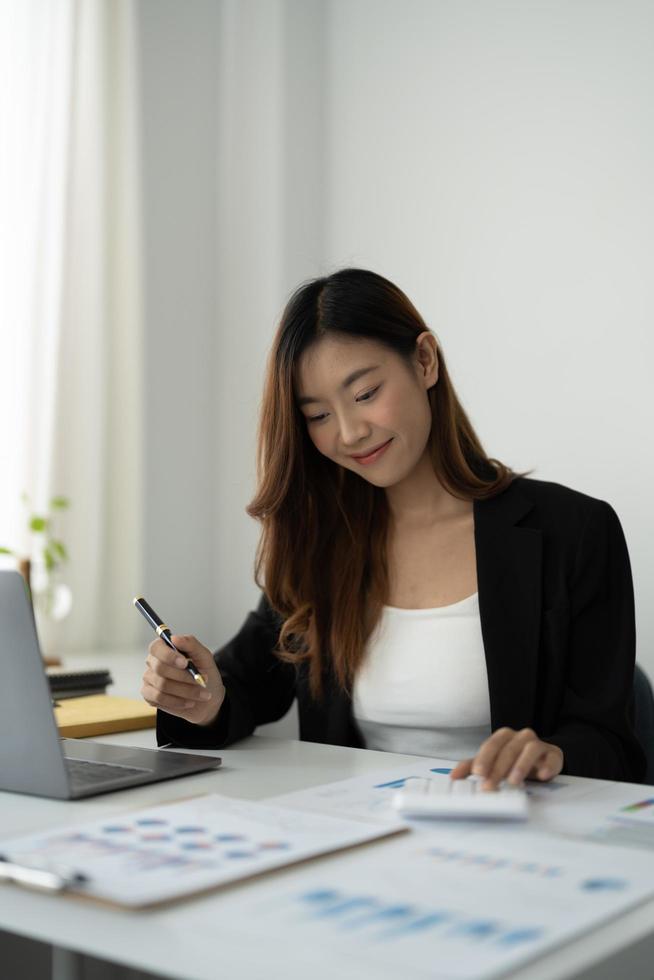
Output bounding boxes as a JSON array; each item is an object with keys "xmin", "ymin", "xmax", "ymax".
[
  {"xmin": 134, "ymin": 0, "xmax": 654, "ymax": 699},
  {"xmin": 211, "ymin": 0, "xmax": 329, "ymax": 652},
  {"xmin": 135, "ymin": 0, "xmax": 326, "ymax": 655},
  {"xmin": 322, "ymin": 0, "xmax": 654, "ymax": 673},
  {"xmin": 137, "ymin": 0, "xmax": 220, "ymax": 644}
]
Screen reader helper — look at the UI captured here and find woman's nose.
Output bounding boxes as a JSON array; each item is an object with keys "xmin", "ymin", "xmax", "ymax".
[{"xmin": 338, "ymin": 412, "xmax": 371, "ymax": 447}]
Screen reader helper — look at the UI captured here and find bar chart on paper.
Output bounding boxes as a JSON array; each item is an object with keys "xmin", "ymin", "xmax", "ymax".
[
  {"xmin": 269, "ymin": 758, "xmax": 587, "ymax": 829},
  {"xmin": 203, "ymin": 824, "xmax": 654, "ymax": 980},
  {"xmin": 591, "ymin": 795, "xmax": 654, "ymax": 850}
]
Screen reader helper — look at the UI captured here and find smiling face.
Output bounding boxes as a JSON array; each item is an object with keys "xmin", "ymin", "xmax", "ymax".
[{"xmin": 295, "ymin": 332, "xmax": 438, "ymax": 488}]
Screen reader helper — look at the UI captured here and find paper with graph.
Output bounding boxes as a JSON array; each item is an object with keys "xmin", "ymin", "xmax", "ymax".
[
  {"xmin": 184, "ymin": 822, "xmax": 654, "ymax": 980},
  {"xmin": 0, "ymin": 793, "xmax": 405, "ymax": 907},
  {"xmin": 268, "ymin": 757, "xmax": 591, "ymax": 829}
]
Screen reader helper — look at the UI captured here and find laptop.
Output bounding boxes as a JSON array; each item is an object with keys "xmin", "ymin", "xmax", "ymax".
[{"xmin": 0, "ymin": 570, "xmax": 221, "ymax": 799}]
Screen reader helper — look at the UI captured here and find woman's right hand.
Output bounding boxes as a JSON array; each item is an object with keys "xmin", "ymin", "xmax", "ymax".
[{"xmin": 141, "ymin": 634, "xmax": 226, "ymax": 727}]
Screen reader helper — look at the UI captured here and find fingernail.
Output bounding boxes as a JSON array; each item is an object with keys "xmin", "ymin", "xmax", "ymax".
[
  {"xmin": 508, "ymin": 768, "xmax": 522, "ymax": 784},
  {"xmin": 200, "ymin": 691, "xmax": 212, "ymax": 701},
  {"xmin": 472, "ymin": 764, "xmax": 485, "ymax": 777},
  {"xmin": 175, "ymin": 656, "xmax": 187, "ymax": 668}
]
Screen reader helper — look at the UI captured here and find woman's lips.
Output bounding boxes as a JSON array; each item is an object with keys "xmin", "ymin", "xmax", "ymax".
[{"xmin": 350, "ymin": 438, "xmax": 393, "ymax": 465}]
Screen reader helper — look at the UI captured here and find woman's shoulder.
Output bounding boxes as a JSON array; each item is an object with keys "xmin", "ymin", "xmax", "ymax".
[
  {"xmin": 504, "ymin": 474, "xmax": 620, "ymax": 530},
  {"xmin": 512, "ymin": 474, "xmax": 607, "ymax": 506}
]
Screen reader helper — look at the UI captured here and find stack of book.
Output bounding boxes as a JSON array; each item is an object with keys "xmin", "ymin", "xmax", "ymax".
[{"xmin": 47, "ymin": 668, "xmax": 113, "ymax": 699}]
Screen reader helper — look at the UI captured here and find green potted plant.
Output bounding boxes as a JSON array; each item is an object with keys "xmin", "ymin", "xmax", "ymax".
[{"xmin": 0, "ymin": 494, "xmax": 72, "ymax": 662}]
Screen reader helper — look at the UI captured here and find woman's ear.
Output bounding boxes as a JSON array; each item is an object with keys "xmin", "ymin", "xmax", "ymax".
[{"xmin": 415, "ymin": 331, "xmax": 439, "ymax": 390}]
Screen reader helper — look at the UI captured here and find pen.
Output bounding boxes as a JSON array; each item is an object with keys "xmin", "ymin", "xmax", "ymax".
[{"xmin": 133, "ymin": 596, "xmax": 207, "ymax": 688}]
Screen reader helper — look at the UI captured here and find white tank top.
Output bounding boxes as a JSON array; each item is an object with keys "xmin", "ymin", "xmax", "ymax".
[{"xmin": 352, "ymin": 592, "xmax": 492, "ymax": 760}]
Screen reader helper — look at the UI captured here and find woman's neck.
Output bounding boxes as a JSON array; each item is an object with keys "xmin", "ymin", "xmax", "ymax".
[{"xmin": 385, "ymin": 451, "xmax": 471, "ymax": 530}]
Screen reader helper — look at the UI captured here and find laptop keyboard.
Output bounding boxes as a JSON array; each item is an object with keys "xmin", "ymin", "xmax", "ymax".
[{"xmin": 66, "ymin": 757, "xmax": 151, "ymax": 787}]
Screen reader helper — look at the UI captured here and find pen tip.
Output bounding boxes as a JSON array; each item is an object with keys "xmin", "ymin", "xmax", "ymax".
[
  {"xmin": 133, "ymin": 596, "xmax": 142, "ymax": 605},
  {"xmin": 195, "ymin": 674, "xmax": 207, "ymax": 688}
]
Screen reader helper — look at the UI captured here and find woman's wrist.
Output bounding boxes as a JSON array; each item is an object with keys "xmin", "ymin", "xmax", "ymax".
[{"xmin": 197, "ymin": 686, "xmax": 227, "ymax": 728}]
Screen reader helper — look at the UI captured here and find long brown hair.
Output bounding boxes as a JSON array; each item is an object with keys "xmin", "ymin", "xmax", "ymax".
[{"xmin": 247, "ymin": 268, "xmax": 528, "ymax": 698}]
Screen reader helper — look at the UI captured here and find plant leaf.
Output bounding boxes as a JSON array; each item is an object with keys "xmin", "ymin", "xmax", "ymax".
[
  {"xmin": 51, "ymin": 540, "xmax": 68, "ymax": 561},
  {"xmin": 50, "ymin": 496, "xmax": 70, "ymax": 509},
  {"xmin": 29, "ymin": 516, "xmax": 48, "ymax": 533},
  {"xmin": 43, "ymin": 546, "xmax": 56, "ymax": 572},
  {"xmin": 0, "ymin": 546, "xmax": 14, "ymax": 555}
]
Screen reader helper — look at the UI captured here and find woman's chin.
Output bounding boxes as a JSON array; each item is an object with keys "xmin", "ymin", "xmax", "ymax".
[{"xmin": 352, "ymin": 465, "xmax": 410, "ymax": 489}]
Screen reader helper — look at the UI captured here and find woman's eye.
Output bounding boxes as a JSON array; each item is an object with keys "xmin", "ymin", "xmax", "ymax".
[
  {"xmin": 307, "ymin": 412, "xmax": 328, "ymax": 424},
  {"xmin": 356, "ymin": 385, "xmax": 380, "ymax": 402}
]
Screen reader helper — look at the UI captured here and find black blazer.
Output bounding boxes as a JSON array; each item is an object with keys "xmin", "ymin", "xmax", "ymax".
[{"xmin": 157, "ymin": 476, "xmax": 646, "ymax": 783}]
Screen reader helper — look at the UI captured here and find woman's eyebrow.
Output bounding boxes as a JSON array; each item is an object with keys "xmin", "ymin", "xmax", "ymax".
[{"xmin": 297, "ymin": 365, "xmax": 379, "ymax": 407}]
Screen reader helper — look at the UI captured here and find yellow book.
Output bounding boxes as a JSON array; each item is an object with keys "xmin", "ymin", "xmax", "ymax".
[{"xmin": 54, "ymin": 695, "xmax": 156, "ymax": 738}]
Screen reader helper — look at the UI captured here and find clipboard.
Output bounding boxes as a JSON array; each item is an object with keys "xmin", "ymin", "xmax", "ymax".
[{"xmin": 0, "ymin": 793, "xmax": 407, "ymax": 909}]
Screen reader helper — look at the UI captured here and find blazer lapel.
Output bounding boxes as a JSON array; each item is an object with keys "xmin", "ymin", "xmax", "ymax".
[{"xmin": 473, "ymin": 481, "xmax": 542, "ymax": 731}]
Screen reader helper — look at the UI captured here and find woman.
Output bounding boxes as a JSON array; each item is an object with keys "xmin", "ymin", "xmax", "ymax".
[{"xmin": 142, "ymin": 268, "xmax": 645, "ymax": 786}]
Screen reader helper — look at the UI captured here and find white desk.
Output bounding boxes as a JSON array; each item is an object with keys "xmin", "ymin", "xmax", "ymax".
[
  {"xmin": 4, "ymin": 645, "xmax": 654, "ymax": 979},
  {"xmin": 2, "ymin": 729, "xmax": 654, "ymax": 980}
]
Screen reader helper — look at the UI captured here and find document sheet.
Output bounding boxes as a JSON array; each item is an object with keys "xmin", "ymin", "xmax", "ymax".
[
  {"xmin": 181, "ymin": 822, "xmax": 654, "ymax": 980},
  {"xmin": 0, "ymin": 793, "xmax": 404, "ymax": 908}
]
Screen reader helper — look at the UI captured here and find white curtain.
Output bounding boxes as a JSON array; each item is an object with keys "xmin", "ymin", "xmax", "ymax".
[{"xmin": 0, "ymin": 0, "xmax": 143, "ymax": 655}]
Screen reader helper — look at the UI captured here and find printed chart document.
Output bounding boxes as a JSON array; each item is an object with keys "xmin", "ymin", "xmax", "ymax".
[
  {"xmin": 263, "ymin": 761, "xmax": 654, "ymax": 977},
  {"xmin": 552, "ymin": 785, "xmax": 654, "ymax": 851},
  {"xmin": 183, "ymin": 822, "xmax": 654, "ymax": 980},
  {"xmin": 0, "ymin": 794, "xmax": 405, "ymax": 908},
  {"xmin": 590, "ymin": 791, "xmax": 654, "ymax": 849},
  {"xmin": 269, "ymin": 758, "xmax": 654, "ymax": 852},
  {"xmin": 268, "ymin": 757, "xmax": 592, "ymax": 830}
]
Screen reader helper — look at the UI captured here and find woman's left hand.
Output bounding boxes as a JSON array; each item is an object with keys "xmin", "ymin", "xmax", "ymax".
[{"xmin": 450, "ymin": 727, "xmax": 564, "ymax": 790}]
